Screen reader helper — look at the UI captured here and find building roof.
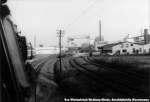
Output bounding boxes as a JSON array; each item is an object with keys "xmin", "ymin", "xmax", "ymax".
[
  {"xmin": 132, "ymin": 42, "xmax": 145, "ymax": 45},
  {"xmin": 98, "ymin": 41, "xmax": 144, "ymax": 49},
  {"xmin": 99, "ymin": 42, "xmax": 120, "ymax": 49}
]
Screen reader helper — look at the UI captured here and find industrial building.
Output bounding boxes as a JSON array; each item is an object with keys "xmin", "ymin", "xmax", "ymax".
[
  {"xmin": 133, "ymin": 29, "xmax": 150, "ymax": 44},
  {"xmin": 95, "ymin": 28, "xmax": 150, "ymax": 55},
  {"xmin": 99, "ymin": 41, "xmax": 146, "ymax": 55}
]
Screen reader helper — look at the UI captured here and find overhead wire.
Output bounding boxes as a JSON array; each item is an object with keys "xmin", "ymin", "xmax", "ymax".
[
  {"xmin": 64, "ymin": 0, "xmax": 99, "ymax": 30},
  {"xmin": 62, "ymin": 0, "xmax": 99, "ymax": 46}
]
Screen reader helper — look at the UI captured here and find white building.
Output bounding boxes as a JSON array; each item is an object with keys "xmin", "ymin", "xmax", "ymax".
[{"xmin": 100, "ymin": 41, "xmax": 145, "ymax": 55}]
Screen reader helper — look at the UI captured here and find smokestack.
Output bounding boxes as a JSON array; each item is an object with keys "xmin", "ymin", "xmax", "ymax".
[
  {"xmin": 99, "ymin": 20, "xmax": 102, "ymax": 41},
  {"xmin": 144, "ymin": 29, "xmax": 148, "ymax": 44}
]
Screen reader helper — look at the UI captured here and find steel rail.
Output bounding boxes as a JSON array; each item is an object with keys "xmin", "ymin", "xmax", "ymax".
[
  {"xmin": 83, "ymin": 57, "xmax": 148, "ymax": 94},
  {"xmin": 31, "ymin": 56, "xmax": 51, "ymax": 72},
  {"xmin": 69, "ymin": 58, "xmax": 147, "ymax": 97},
  {"xmin": 84, "ymin": 57, "xmax": 146, "ymax": 84},
  {"xmin": 85, "ymin": 56, "xmax": 147, "ymax": 79}
]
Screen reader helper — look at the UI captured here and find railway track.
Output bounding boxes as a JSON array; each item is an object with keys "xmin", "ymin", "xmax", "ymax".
[
  {"xmin": 83, "ymin": 57, "xmax": 147, "ymax": 87},
  {"xmin": 69, "ymin": 57, "xmax": 149, "ymax": 98},
  {"xmin": 30, "ymin": 56, "xmax": 51, "ymax": 72},
  {"xmin": 69, "ymin": 58, "xmax": 128, "ymax": 97},
  {"xmin": 84, "ymin": 56, "xmax": 149, "ymax": 94},
  {"xmin": 85, "ymin": 57, "xmax": 147, "ymax": 79}
]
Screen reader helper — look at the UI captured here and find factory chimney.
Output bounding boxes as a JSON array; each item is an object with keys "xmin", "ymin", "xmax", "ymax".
[
  {"xmin": 144, "ymin": 29, "xmax": 148, "ymax": 44},
  {"xmin": 99, "ymin": 20, "xmax": 104, "ymax": 41}
]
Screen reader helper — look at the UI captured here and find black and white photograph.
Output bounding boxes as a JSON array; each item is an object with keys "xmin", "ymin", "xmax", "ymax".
[{"xmin": 1, "ymin": 0, "xmax": 150, "ymax": 102}]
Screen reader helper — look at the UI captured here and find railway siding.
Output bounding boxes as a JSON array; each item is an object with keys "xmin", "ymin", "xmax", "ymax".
[{"xmin": 54, "ymin": 56, "xmax": 150, "ymax": 98}]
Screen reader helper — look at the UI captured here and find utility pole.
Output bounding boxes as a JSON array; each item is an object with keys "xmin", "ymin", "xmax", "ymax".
[
  {"xmin": 34, "ymin": 35, "xmax": 36, "ymax": 48},
  {"xmin": 88, "ymin": 36, "xmax": 92, "ymax": 56},
  {"xmin": 57, "ymin": 29, "xmax": 64, "ymax": 72},
  {"xmin": 29, "ymin": 42, "xmax": 33, "ymax": 59}
]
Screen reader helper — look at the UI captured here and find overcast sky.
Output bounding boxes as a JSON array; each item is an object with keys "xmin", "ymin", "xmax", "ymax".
[{"xmin": 7, "ymin": 0, "xmax": 149, "ymax": 47}]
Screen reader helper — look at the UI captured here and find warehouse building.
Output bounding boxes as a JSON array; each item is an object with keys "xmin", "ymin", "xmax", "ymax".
[{"xmin": 99, "ymin": 41, "xmax": 145, "ymax": 55}]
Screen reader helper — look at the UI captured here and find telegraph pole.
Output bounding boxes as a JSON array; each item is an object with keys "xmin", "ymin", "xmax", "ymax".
[
  {"xmin": 57, "ymin": 29, "xmax": 64, "ymax": 72},
  {"xmin": 34, "ymin": 35, "xmax": 36, "ymax": 48},
  {"xmin": 29, "ymin": 42, "xmax": 33, "ymax": 59}
]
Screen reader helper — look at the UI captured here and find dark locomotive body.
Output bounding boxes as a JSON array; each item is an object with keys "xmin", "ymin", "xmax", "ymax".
[{"xmin": 1, "ymin": 1, "xmax": 35, "ymax": 102}]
